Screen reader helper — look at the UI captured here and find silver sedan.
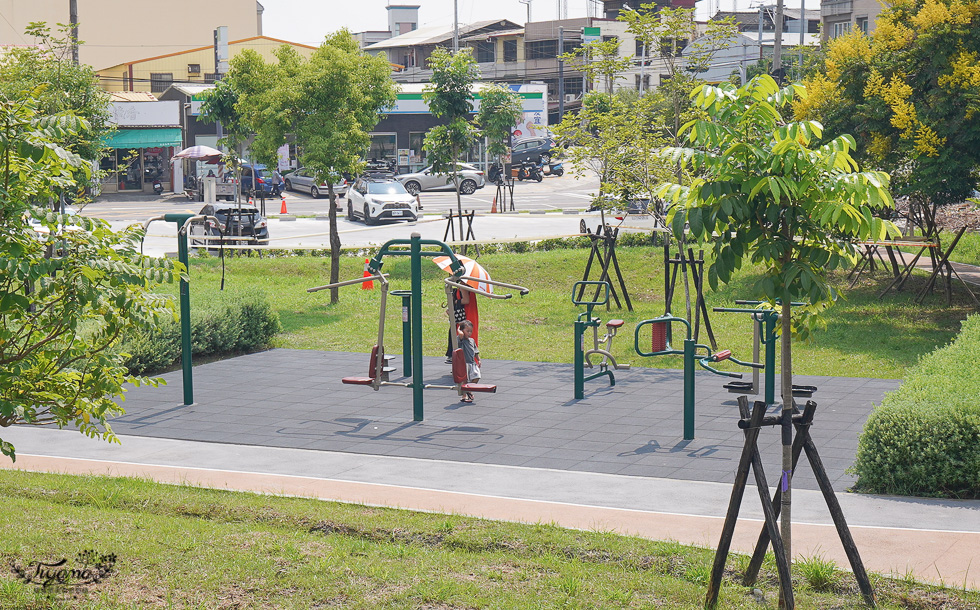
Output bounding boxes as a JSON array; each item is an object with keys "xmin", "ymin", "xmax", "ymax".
[
  {"xmin": 283, "ymin": 168, "xmax": 348, "ymax": 198},
  {"xmin": 396, "ymin": 163, "xmax": 486, "ymax": 196}
]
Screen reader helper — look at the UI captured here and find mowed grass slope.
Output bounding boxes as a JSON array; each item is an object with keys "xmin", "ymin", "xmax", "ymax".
[
  {"xmin": 180, "ymin": 246, "xmax": 973, "ymax": 379},
  {"xmin": 1, "ymin": 470, "xmax": 977, "ymax": 609}
]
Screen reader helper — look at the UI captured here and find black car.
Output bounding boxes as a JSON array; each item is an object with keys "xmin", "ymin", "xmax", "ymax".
[
  {"xmin": 190, "ymin": 203, "xmax": 270, "ymax": 246},
  {"xmin": 510, "ymin": 137, "xmax": 555, "ymax": 165}
]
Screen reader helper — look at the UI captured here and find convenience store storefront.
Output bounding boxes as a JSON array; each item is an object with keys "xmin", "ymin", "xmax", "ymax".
[{"xmin": 100, "ymin": 100, "xmax": 181, "ymax": 194}]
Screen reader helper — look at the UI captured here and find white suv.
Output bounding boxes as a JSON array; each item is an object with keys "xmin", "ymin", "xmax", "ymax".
[{"xmin": 347, "ymin": 177, "xmax": 419, "ymax": 225}]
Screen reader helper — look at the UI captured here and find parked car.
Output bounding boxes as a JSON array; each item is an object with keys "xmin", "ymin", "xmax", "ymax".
[
  {"xmin": 347, "ymin": 177, "xmax": 419, "ymax": 225},
  {"xmin": 189, "ymin": 203, "xmax": 270, "ymax": 246},
  {"xmin": 239, "ymin": 164, "xmax": 283, "ymax": 197},
  {"xmin": 396, "ymin": 163, "xmax": 486, "ymax": 196},
  {"xmin": 283, "ymin": 168, "xmax": 349, "ymax": 198},
  {"xmin": 510, "ymin": 137, "xmax": 555, "ymax": 165}
]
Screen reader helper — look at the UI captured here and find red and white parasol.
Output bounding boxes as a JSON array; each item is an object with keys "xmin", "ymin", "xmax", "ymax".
[{"xmin": 432, "ymin": 254, "xmax": 493, "ymax": 294}]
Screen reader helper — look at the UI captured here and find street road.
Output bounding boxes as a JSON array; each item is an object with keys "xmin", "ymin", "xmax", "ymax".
[{"xmin": 80, "ymin": 168, "xmax": 644, "ymax": 257}]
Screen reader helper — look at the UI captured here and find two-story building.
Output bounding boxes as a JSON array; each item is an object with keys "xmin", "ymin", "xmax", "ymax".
[{"xmin": 822, "ymin": 0, "xmax": 883, "ymax": 39}]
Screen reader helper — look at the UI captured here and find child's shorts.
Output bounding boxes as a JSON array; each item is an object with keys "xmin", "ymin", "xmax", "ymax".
[{"xmin": 467, "ymin": 362, "xmax": 481, "ymax": 381}]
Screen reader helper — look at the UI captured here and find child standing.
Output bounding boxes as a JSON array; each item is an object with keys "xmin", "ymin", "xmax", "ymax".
[{"xmin": 457, "ymin": 320, "xmax": 481, "ymax": 403}]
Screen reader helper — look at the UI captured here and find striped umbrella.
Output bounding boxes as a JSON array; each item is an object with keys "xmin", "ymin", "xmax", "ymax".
[
  {"xmin": 432, "ymin": 254, "xmax": 493, "ymax": 294},
  {"xmin": 172, "ymin": 145, "xmax": 223, "ymax": 162}
]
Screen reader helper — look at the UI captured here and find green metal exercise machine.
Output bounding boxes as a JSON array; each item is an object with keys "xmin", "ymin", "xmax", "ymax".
[
  {"xmin": 308, "ymin": 233, "xmax": 529, "ymax": 421},
  {"xmin": 142, "ymin": 212, "xmax": 220, "ymax": 407},
  {"xmin": 572, "ymin": 281, "xmax": 630, "ymax": 400}
]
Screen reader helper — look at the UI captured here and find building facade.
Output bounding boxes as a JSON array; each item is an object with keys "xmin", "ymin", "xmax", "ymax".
[
  {"xmin": 0, "ymin": 0, "xmax": 263, "ymax": 71},
  {"xmin": 96, "ymin": 36, "xmax": 317, "ymax": 93},
  {"xmin": 99, "ymin": 94, "xmax": 182, "ymax": 194},
  {"xmin": 822, "ymin": 0, "xmax": 883, "ymax": 39}
]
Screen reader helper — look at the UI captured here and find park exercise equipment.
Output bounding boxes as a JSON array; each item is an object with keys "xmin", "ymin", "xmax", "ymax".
[
  {"xmin": 663, "ymin": 241, "xmax": 716, "ymax": 349},
  {"xmin": 307, "ymin": 233, "xmax": 529, "ymax": 421},
  {"xmin": 573, "ymin": 281, "xmax": 630, "ymax": 399},
  {"xmin": 709, "ymin": 301, "xmax": 817, "ymax": 404},
  {"xmin": 633, "ymin": 314, "xmax": 723, "ymax": 440},
  {"xmin": 142, "ymin": 213, "xmax": 220, "ymax": 406}
]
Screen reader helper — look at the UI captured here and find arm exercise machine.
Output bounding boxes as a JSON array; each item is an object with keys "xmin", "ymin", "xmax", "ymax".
[{"xmin": 308, "ymin": 233, "xmax": 529, "ymax": 421}]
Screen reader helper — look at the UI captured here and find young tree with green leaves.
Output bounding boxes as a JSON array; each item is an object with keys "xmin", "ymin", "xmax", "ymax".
[
  {"xmin": 423, "ymin": 47, "xmax": 480, "ymax": 238},
  {"xmin": 474, "ymin": 85, "xmax": 524, "ymax": 181},
  {"xmin": 0, "ymin": 89, "xmax": 180, "ymax": 461},
  {"xmin": 559, "ymin": 38, "xmax": 632, "ymax": 95},
  {"xmin": 221, "ymin": 31, "xmax": 396, "ymax": 304},
  {"xmin": 796, "ymin": 0, "xmax": 980, "ymax": 236},
  {"xmin": 656, "ymin": 75, "xmax": 897, "ymax": 580},
  {"xmin": 0, "ymin": 22, "xmax": 113, "ymax": 201}
]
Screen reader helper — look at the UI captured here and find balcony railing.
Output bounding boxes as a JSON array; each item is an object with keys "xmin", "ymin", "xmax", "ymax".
[{"xmin": 821, "ymin": 1, "xmax": 853, "ymax": 16}]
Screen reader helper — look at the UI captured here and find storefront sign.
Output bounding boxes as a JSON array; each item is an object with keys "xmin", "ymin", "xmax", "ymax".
[{"xmin": 111, "ymin": 101, "xmax": 180, "ymax": 127}]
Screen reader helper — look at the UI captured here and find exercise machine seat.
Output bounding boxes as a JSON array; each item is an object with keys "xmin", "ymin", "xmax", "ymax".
[
  {"xmin": 342, "ymin": 345, "xmax": 379, "ymax": 386},
  {"xmin": 606, "ymin": 319, "xmax": 624, "ymax": 329}
]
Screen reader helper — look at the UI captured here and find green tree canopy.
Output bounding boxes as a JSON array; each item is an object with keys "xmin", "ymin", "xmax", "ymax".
[
  {"xmin": 796, "ymin": 0, "xmax": 980, "ymax": 216},
  {"xmin": 0, "ymin": 87, "xmax": 179, "ymax": 461},
  {"xmin": 423, "ymin": 47, "xmax": 480, "ymax": 235},
  {"xmin": 474, "ymin": 85, "xmax": 524, "ymax": 169},
  {"xmin": 223, "ymin": 30, "xmax": 396, "ymax": 303}
]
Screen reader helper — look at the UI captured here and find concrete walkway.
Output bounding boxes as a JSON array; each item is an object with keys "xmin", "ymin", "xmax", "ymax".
[{"xmin": 4, "ymin": 349, "xmax": 979, "ymax": 591}]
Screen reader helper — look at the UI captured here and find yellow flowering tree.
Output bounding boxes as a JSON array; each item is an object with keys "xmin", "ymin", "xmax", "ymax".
[{"xmin": 796, "ymin": 0, "xmax": 980, "ymax": 218}]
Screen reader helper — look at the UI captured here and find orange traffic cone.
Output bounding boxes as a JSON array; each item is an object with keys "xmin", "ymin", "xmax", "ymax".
[
  {"xmin": 247, "ymin": 195, "xmax": 254, "ymax": 206},
  {"xmin": 415, "ymin": 194, "xmax": 423, "ymax": 210},
  {"xmin": 490, "ymin": 195, "xmax": 498, "ymax": 214},
  {"xmin": 280, "ymin": 193, "xmax": 288, "ymax": 214},
  {"xmin": 361, "ymin": 259, "xmax": 374, "ymax": 290}
]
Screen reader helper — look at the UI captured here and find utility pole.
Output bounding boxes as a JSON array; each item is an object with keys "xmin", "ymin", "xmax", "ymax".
[
  {"xmin": 772, "ymin": 0, "xmax": 785, "ymax": 80},
  {"xmin": 558, "ymin": 26, "xmax": 565, "ymax": 122},
  {"xmin": 453, "ymin": 0, "xmax": 459, "ymax": 52},
  {"xmin": 799, "ymin": 0, "xmax": 806, "ymax": 77},
  {"xmin": 69, "ymin": 0, "xmax": 79, "ymax": 65}
]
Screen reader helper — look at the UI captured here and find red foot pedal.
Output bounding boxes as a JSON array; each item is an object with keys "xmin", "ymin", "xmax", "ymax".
[
  {"xmin": 342, "ymin": 377, "xmax": 374, "ymax": 385},
  {"xmin": 462, "ymin": 383, "xmax": 497, "ymax": 393},
  {"xmin": 713, "ymin": 350, "xmax": 732, "ymax": 361}
]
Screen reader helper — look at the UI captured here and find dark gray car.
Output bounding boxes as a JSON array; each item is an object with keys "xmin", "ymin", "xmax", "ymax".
[{"xmin": 511, "ymin": 137, "xmax": 555, "ymax": 165}]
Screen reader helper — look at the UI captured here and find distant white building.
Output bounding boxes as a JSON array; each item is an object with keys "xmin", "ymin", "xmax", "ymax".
[{"xmin": 688, "ymin": 31, "xmax": 821, "ymax": 84}]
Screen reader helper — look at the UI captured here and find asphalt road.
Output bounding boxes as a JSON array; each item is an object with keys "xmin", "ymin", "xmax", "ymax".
[
  {"xmin": 83, "ymin": 169, "xmax": 600, "ymax": 223},
  {"xmin": 82, "ymin": 169, "xmax": 623, "ymax": 257}
]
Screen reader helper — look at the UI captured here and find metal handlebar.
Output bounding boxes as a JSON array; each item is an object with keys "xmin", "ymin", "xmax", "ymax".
[
  {"xmin": 308, "ymin": 274, "xmax": 390, "ymax": 293},
  {"xmin": 445, "ymin": 276, "xmax": 530, "ymax": 300},
  {"xmin": 698, "ymin": 357, "xmax": 743, "ymax": 378}
]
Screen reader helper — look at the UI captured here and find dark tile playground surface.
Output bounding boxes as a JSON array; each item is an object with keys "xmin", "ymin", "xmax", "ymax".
[{"xmin": 114, "ymin": 349, "xmax": 900, "ymax": 492}]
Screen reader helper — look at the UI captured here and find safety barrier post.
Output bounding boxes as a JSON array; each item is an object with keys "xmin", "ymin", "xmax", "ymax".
[
  {"xmin": 391, "ymin": 290, "xmax": 412, "ymax": 377},
  {"xmin": 574, "ymin": 317, "xmax": 586, "ymax": 399},
  {"xmin": 410, "ymin": 233, "xmax": 424, "ymax": 421}
]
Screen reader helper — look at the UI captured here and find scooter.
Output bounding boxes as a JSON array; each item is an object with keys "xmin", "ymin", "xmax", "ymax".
[
  {"xmin": 152, "ymin": 177, "xmax": 164, "ymax": 195},
  {"xmin": 517, "ymin": 160, "xmax": 543, "ymax": 182},
  {"xmin": 540, "ymin": 154, "xmax": 564, "ymax": 177}
]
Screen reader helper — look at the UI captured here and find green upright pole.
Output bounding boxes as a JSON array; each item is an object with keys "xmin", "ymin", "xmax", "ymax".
[
  {"xmin": 764, "ymin": 313, "xmax": 777, "ymax": 407},
  {"xmin": 573, "ymin": 319, "xmax": 585, "ymax": 400},
  {"xmin": 683, "ymin": 337, "xmax": 695, "ymax": 440},
  {"xmin": 392, "ymin": 290, "xmax": 412, "ymax": 377},
  {"xmin": 161, "ymin": 213, "xmax": 196, "ymax": 407},
  {"xmin": 410, "ymin": 233, "xmax": 424, "ymax": 421}
]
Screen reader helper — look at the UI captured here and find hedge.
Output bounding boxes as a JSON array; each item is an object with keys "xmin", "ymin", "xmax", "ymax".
[
  {"xmin": 120, "ymin": 291, "xmax": 281, "ymax": 375},
  {"xmin": 852, "ymin": 314, "xmax": 980, "ymax": 498}
]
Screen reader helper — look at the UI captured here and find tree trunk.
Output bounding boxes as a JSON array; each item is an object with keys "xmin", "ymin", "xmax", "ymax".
[{"xmin": 327, "ymin": 183, "xmax": 341, "ymax": 305}]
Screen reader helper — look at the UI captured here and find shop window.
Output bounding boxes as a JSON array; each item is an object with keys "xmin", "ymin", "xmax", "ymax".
[
  {"xmin": 143, "ymin": 148, "xmax": 167, "ymax": 183},
  {"xmin": 150, "ymin": 73, "xmax": 173, "ymax": 93},
  {"xmin": 116, "ymin": 149, "xmax": 142, "ymax": 191},
  {"xmin": 408, "ymin": 132, "xmax": 426, "ymax": 169},
  {"xmin": 503, "ymin": 39, "xmax": 518, "ymax": 63},
  {"xmin": 369, "ymin": 134, "xmax": 397, "ymax": 162}
]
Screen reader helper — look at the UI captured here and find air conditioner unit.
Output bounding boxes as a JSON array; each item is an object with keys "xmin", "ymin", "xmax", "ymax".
[
  {"xmin": 564, "ymin": 94, "xmax": 577, "ymax": 103},
  {"xmin": 187, "ymin": 64, "xmax": 201, "ymax": 74}
]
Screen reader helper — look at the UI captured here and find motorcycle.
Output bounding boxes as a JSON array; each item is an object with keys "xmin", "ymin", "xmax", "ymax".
[
  {"xmin": 516, "ymin": 160, "xmax": 543, "ymax": 182},
  {"xmin": 539, "ymin": 154, "xmax": 564, "ymax": 177},
  {"xmin": 152, "ymin": 177, "xmax": 164, "ymax": 195}
]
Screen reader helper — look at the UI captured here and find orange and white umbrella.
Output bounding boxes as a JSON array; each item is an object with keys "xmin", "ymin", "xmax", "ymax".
[{"xmin": 432, "ymin": 254, "xmax": 493, "ymax": 294}]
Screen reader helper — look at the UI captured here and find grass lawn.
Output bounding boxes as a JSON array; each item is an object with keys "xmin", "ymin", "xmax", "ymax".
[
  {"xmin": 177, "ymin": 245, "xmax": 975, "ymax": 380},
  {"xmin": 1, "ymin": 470, "xmax": 977, "ymax": 609}
]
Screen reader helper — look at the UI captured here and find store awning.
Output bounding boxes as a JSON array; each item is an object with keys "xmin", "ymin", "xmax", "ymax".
[{"xmin": 103, "ymin": 128, "xmax": 181, "ymax": 149}]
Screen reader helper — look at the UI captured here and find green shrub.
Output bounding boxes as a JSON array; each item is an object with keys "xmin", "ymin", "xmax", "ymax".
[
  {"xmin": 853, "ymin": 314, "xmax": 980, "ymax": 498},
  {"xmin": 120, "ymin": 291, "xmax": 280, "ymax": 375}
]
